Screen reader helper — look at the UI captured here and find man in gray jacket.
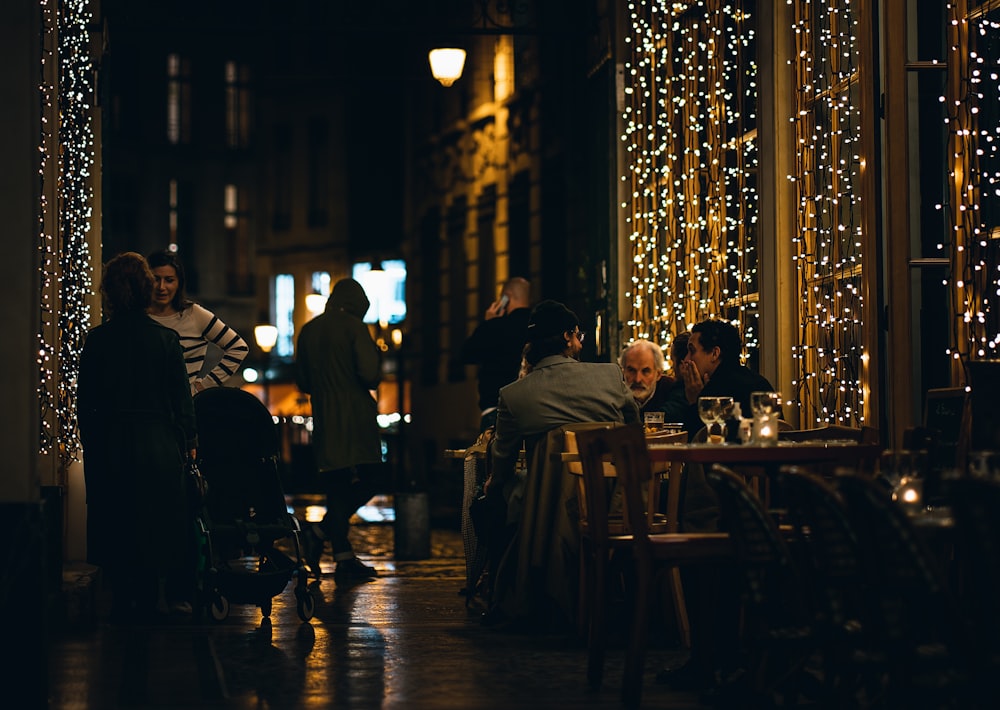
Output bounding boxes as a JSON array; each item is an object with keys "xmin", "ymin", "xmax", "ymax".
[
  {"xmin": 296, "ymin": 277, "xmax": 382, "ymax": 584},
  {"xmin": 488, "ymin": 299, "xmax": 639, "ymax": 510},
  {"xmin": 484, "ymin": 300, "xmax": 639, "ymax": 628}
]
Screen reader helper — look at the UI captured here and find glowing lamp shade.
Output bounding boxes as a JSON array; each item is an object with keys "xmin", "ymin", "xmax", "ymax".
[
  {"xmin": 254, "ymin": 324, "xmax": 278, "ymax": 353},
  {"xmin": 428, "ymin": 48, "xmax": 466, "ymax": 87},
  {"xmin": 305, "ymin": 293, "xmax": 327, "ymax": 317}
]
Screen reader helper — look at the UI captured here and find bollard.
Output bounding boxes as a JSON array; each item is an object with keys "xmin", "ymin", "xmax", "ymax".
[{"xmin": 394, "ymin": 491, "xmax": 431, "ymax": 560}]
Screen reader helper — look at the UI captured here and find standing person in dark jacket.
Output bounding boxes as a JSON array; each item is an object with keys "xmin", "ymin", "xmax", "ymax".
[
  {"xmin": 461, "ymin": 277, "xmax": 532, "ymax": 432},
  {"xmin": 296, "ymin": 277, "xmax": 382, "ymax": 584},
  {"xmin": 78, "ymin": 252, "xmax": 198, "ymax": 620}
]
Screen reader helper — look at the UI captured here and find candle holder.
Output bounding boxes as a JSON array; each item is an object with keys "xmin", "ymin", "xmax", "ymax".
[
  {"xmin": 752, "ymin": 413, "xmax": 778, "ymax": 446},
  {"xmin": 892, "ymin": 476, "xmax": 924, "ymax": 514}
]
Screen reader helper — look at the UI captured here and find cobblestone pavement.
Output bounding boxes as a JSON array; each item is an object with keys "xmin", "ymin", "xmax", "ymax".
[{"xmin": 48, "ymin": 496, "xmax": 699, "ymax": 709}]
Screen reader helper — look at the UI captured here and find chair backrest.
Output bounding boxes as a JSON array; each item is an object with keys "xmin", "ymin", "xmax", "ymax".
[
  {"xmin": 834, "ymin": 474, "xmax": 955, "ymax": 650},
  {"xmin": 562, "ymin": 422, "xmax": 621, "ymax": 530},
  {"xmin": 938, "ymin": 477, "xmax": 1000, "ymax": 652},
  {"xmin": 705, "ymin": 464, "xmax": 811, "ymax": 634},
  {"xmin": 776, "ymin": 467, "xmax": 871, "ymax": 633},
  {"xmin": 574, "ymin": 423, "xmax": 655, "ymax": 551}
]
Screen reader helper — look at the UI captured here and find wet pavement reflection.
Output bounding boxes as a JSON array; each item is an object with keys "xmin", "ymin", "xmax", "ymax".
[{"xmin": 48, "ymin": 496, "xmax": 698, "ymax": 709}]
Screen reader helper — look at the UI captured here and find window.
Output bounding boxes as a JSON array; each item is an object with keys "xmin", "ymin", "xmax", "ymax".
[
  {"xmin": 272, "ymin": 124, "xmax": 292, "ymax": 230},
  {"xmin": 166, "ymin": 53, "xmax": 191, "ymax": 145},
  {"xmin": 224, "ymin": 61, "xmax": 252, "ymax": 149},
  {"xmin": 353, "ymin": 261, "xmax": 407, "ymax": 325},
  {"xmin": 168, "ymin": 179, "xmax": 178, "ymax": 250},
  {"xmin": 224, "ymin": 185, "xmax": 253, "ymax": 295},
  {"xmin": 307, "ymin": 117, "xmax": 330, "ymax": 227},
  {"xmin": 275, "ymin": 274, "xmax": 295, "ymax": 358}
]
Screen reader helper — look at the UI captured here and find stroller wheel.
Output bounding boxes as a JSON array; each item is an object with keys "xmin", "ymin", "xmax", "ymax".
[
  {"xmin": 209, "ymin": 594, "xmax": 230, "ymax": 622},
  {"xmin": 297, "ymin": 591, "xmax": 316, "ymax": 622}
]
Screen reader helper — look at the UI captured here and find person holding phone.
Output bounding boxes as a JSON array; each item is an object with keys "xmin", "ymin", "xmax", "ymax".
[{"xmin": 461, "ymin": 277, "xmax": 532, "ymax": 432}]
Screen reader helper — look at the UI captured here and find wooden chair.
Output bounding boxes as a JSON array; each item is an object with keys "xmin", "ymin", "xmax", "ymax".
[
  {"xmin": 565, "ymin": 426, "xmax": 688, "ymax": 643},
  {"xmin": 574, "ymin": 424, "xmax": 732, "ymax": 708}
]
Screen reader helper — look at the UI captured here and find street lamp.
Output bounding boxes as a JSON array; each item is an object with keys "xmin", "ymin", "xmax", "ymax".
[
  {"xmin": 254, "ymin": 324, "xmax": 278, "ymax": 409},
  {"xmin": 428, "ymin": 48, "xmax": 466, "ymax": 86}
]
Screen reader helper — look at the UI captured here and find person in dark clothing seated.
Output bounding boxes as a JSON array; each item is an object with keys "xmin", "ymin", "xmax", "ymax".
[
  {"xmin": 461, "ymin": 277, "xmax": 532, "ymax": 432},
  {"xmin": 658, "ymin": 319, "xmax": 778, "ymax": 697},
  {"xmin": 659, "ymin": 331, "xmax": 690, "ymax": 423},
  {"xmin": 677, "ymin": 318, "xmax": 778, "ymax": 438}
]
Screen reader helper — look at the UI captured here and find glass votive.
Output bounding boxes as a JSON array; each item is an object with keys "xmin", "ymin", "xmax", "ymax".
[
  {"xmin": 753, "ymin": 413, "xmax": 779, "ymax": 446},
  {"xmin": 644, "ymin": 410, "xmax": 665, "ymax": 433},
  {"xmin": 892, "ymin": 476, "xmax": 924, "ymax": 514}
]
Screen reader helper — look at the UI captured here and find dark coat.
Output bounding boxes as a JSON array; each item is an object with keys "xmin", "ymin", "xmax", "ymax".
[
  {"xmin": 680, "ymin": 360, "xmax": 775, "ymax": 439},
  {"xmin": 461, "ymin": 307, "xmax": 532, "ymax": 411},
  {"xmin": 295, "ymin": 278, "xmax": 382, "ymax": 472},
  {"xmin": 78, "ymin": 313, "xmax": 198, "ymax": 570}
]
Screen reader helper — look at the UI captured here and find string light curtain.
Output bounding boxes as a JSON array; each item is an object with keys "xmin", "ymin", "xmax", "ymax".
[
  {"xmin": 37, "ymin": 0, "xmax": 95, "ymax": 465},
  {"xmin": 943, "ymin": 1, "xmax": 1000, "ymax": 373},
  {"xmin": 787, "ymin": 0, "xmax": 869, "ymax": 426},
  {"xmin": 621, "ymin": 0, "xmax": 759, "ymax": 362}
]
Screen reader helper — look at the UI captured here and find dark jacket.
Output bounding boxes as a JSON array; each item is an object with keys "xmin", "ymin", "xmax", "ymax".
[
  {"xmin": 680, "ymin": 361, "xmax": 775, "ymax": 439},
  {"xmin": 78, "ymin": 313, "xmax": 198, "ymax": 570},
  {"xmin": 295, "ymin": 278, "xmax": 382, "ymax": 472},
  {"xmin": 461, "ymin": 307, "xmax": 531, "ymax": 411}
]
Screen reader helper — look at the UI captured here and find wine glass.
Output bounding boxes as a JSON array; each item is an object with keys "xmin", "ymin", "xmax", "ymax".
[
  {"xmin": 750, "ymin": 391, "xmax": 782, "ymax": 416},
  {"xmin": 698, "ymin": 397, "xmax": 725, "ymax": 442}
]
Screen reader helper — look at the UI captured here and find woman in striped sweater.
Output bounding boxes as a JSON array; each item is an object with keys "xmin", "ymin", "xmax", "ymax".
[{"xmin": 146, "ymin": 251, "xmax": 249, "ymax": 395}]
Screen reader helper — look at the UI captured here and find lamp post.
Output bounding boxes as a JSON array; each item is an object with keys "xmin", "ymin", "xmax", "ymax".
[{"xmin": 254, "ymin": 324, "xmax": 278, "ymax": 410}]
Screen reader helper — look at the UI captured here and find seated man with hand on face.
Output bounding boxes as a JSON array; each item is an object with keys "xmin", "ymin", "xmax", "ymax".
[{"xmin": 678, "ymin": 318, "xmax": 776, "ymax": 438}]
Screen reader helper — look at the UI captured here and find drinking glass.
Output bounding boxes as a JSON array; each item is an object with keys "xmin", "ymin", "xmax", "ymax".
[
  {"xmin": 750, "ymin": 391, "xmax": 782, "ymax": 416},
  {"xmin": 698, "ymin": 397, "xmax": 725, "ymax": 443},
  {"xmin": 644, "ymin": 410, "xmax": 665, "ymax": 433}
]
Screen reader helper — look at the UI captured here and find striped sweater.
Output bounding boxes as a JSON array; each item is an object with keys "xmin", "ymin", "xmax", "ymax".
[{"xmin": 149, "ymin": 303, "xmax": 249, "ymax": 393}]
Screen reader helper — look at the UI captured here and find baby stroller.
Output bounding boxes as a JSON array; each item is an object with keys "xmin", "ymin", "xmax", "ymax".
[{"xmin": 191, "ymin": 387, "xmax": 315, "ymax": 622}]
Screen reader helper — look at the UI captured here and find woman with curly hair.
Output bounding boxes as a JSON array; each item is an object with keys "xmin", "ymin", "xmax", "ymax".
[{"xmin": 78, "ymin": 252, "xmax": 198, "ymax": 620}]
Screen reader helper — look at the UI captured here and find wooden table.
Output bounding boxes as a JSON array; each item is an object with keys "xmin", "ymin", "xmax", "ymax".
[
  {"xmin": 645, "ymin": 440, "xmax": 882, "ymax": 471},
  {"xmin": 644, "ymin": 440, "xmax": 883, "ymax": 509}
]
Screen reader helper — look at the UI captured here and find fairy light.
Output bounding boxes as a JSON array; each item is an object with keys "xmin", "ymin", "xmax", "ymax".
[
  {"xmin": 937, "ymin": 4, "xmax": 1000, "ymax": 374},
  {"xmin": 37, "ymin": 0, "xmax": 95, "ymax": 464},
  {"xmin": 621, "ymin": 0, "xmax": 759, "ymax": 362},
  {"xmin": 786, "ymin": 0, "xmax": 867, "ymax": 427}
]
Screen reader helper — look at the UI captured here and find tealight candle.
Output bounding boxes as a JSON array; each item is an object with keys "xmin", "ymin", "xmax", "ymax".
[{"xmin": 753, "ymin": 413, "xmax": 778, "ymax": 446}]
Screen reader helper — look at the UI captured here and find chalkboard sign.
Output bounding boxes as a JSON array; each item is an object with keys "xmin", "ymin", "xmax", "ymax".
[{"xmin": 923, "ymin": 387, "xmax": 967, "ymax": 448}]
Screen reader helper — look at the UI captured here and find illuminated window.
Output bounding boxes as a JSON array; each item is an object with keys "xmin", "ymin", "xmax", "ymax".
[
  {"xmin": 353, "ymin": 261, "xmax": 407, "ymax": 325},
  {"xmin": 275, "ymin": 274, "xmax": 295, "ymax": 358},
  {"xmin": 166, "ymin": 53, "xmax": 191, "ymax": 145}
]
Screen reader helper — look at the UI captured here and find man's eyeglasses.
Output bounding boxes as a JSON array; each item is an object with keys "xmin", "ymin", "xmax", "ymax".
[{"xmin": 572, "ymin": 329, "xmax": 585, "ymax": 343}]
